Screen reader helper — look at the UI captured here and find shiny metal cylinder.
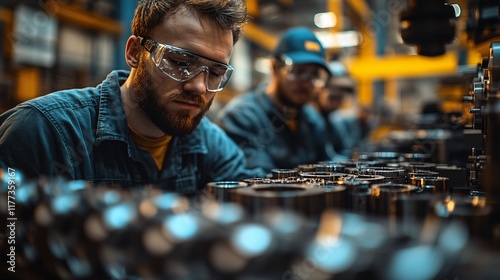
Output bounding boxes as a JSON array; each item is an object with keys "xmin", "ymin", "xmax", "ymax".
[
  {"xmin": 318, "ymin": 185, "xmax": 347, "ymax": 210},
  {"xmin": 281, "ymin": 177, "xmax": 309, "ymax": 185},
  {"xmin": 242, "ymin": 178, "xmax": 272, "ymax": 186},
  {"xmin": 314, "ymin": 162, "xmax": 346, "ymax": 173},
  {"xmin": 205, "ymin": 181, "xmax": 248, "ymax": 203},
  {"xmin": 408, "ymin": 170, "xmax": 439, "ymax": 180},
  {"xmin": 271, "ymin": 169, "xmax": 298, "ymax": 179},
  {"xmin": 344, "ymin": 167, "xmax": 361, "ymax": 174},
  {"xmin": 334, "ymin": 180, "xmax": 371, "ymax": 214},
  {"xmin": 365, "ymin": 167, "xmax": 406, "ymax": 183},
  {"xmin": 395, "ymin": 191, "xmax": 435, "ymax": 221},
  {"xmin": 399, "ymin": 162, "xmax": 436, "ymax": 171},
  {"xmin": 346, "ymin": 174, "xmax": 386, "ymax": 186},
  {"xmin": 231, "ymin": 184, "xmax": 325, "ymax": 218},
  {"xmin": 295, "ymin": 164, "xmax": 316, "ymax": 172},
  {"xmin": 370, "ymin": 183, "xmax": 420, "ymax": 217},
  {"xmin": 409, "ymin": 176, "xmax": 449, "ymax": 193},
  {"xmin": 299, "ymin": 171, "xmax": 349, "ymax": 185},
  {"xmin": 433, "ymin": 194, "xmax": 492, "ymax": 238},
  {"xmin": 434, "ymin": 165, "xmax": 467, "ymax": 189}
]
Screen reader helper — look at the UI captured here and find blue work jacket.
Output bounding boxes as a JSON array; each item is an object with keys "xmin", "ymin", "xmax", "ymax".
[{"xmin": 216, "ymin": 84, "xmax": 328, "ymax": 173}]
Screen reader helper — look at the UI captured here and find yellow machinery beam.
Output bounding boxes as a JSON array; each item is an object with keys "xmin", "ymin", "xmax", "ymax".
[
  {"xmin": 345, "ymin": 0, "xmax": 375, "ymax": 105},
  {"xmin": 246, "ymin": 0, "xmax": 259, "ymax": 18},
  {"xmin": 346, "ymin": 0, "xmax": 371, "ymax": 22},
  {"xmin": 345, "ymin": 52, "xmax": 458, "ymax": 80},
  {"xmin": 0, "ymin": 8, "xmax": 13, "ymax": 57},
  {"xmin": 0, "ymin": 7, "xmax": 12, "ymax": 22},
  {"xmin": 327, "ymin": 0, "xmax": 343, "ymax": 32},
  {"xmin": 54, "ymin": 4, "xmax": 122, "ymax": 35},
  {"xmin": 243, "ymin": 21, "xmax": 278, "ymax": 52},
  {"xmin": 15, "ymin": 67, "xmax": 41, "ymax": 102}
]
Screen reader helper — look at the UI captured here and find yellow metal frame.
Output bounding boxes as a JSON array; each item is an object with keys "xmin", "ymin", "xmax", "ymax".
[
  {"xmin": 55, "ymin": 4, "xmax": 122, "ymax": 35},
  {"xmin": 243, "ymin": 21, "xmax": 278, "ymax": 52},
  {"xmin": 0, "ymin": 8, "xmax": 13, "ymax": 57},
  {"xmin": 346, "ymin": 53, "xmax": 458, "ymax": 80}
]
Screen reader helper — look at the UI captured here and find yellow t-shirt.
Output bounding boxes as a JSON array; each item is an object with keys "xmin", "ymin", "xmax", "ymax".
[
  {"xmin": 287, "ymin": 119, "xmax": 298, "ymax": 133},
  {"xmin": 128, "ymin": 125, "xmax": 172, "ymax": 170}
]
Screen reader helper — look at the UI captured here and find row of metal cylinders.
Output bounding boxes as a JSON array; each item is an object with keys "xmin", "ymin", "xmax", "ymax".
[{"xmin": 206, "ymin": 161, "xmax": 490, "ymax": 238}]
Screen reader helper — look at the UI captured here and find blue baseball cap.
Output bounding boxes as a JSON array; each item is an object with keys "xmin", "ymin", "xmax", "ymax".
[{"xmin": 273, "ymin": 27, "xmax": 331, "ymax": 75}]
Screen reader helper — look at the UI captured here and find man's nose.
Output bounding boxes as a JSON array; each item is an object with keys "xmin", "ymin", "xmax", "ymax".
[{"xmin": 182, "ymin": 69, "xmax": 208, "ymax": 95}]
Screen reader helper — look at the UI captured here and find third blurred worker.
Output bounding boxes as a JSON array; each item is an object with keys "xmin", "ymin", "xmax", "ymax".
[
  {"xmin": 217, "ymin": 27, "xmax": 331, "ymax": 172},
  {"xmin": 313, "ymin": 69, "xmax": 374, "ymax": 159}
]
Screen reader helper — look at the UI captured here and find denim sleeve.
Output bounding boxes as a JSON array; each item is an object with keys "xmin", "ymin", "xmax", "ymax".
[
  {"xmin": 0, "ymin": 106, "xmax": 73, "ymax": 180},
  {"xmin": 217, "ymin": 107, "xmax": 277, "ymax": 172},
  {"xmin": 202, "ymin": 121, "xmax": 266, "ymax": 182},
  {"xmin": 329, "ymin": 114, "xmax": 354, "ymax": 158}
]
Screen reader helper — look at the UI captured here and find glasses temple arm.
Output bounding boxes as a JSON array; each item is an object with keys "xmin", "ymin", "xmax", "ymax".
[{"xmin": 138, "ymin": 36, "xmax": 156, "ymax": 53}]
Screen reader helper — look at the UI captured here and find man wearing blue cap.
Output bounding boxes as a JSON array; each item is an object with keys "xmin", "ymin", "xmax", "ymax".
[{"xmin": 217, "ymin": 27, "xmax": 331, "ymax": 172}]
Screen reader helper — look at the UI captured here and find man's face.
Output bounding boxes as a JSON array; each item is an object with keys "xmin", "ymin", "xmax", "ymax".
[
  {"xmin": 275, "ymin": 63, "xmax": 326, "ymax": 109},
  {"xmin": 317, "ymin": 76, "xmax": 354, "ymax": 114},
  {"xmin": 317, "ymin": 87, "xmax": 344, "ymax": 115},
  {"xmin": 131, "ymin": 6, "xmax": 233, "ymax": 136},
  {"xmin": 132, "ymin": 56, "xmax": 214, "ymax": 136}
]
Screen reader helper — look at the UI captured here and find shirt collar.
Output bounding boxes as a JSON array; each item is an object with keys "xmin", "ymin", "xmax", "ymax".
[{"xmin": 95, "ymin": 70, "xmax": 130, "ymax": 143}]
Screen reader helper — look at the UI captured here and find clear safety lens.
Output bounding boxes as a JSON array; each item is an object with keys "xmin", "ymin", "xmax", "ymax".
[{"xmin": 140, "ymin": 37, "xmax": 233, "ymax": 92}]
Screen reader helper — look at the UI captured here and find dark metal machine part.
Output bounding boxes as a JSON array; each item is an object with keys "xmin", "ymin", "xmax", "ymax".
[
  {"xmin": 270, "ymin": 168, "xmax": 298, "ymax": 179},
  {"xmin": 231, "ymin": 184, "xmax": 326, "ymax": 219},
  {"xmin": 369, "ymin": 183, "xmax": 420, "ymax": 217},
  {"xmin": 364, "ymin": 167, "xmax": 407, "ymax": 183},
  {"xmin": 409, "ymin": 176, "xmax": 449, "ymax": 193},
  {"xmin": 205, "ymin": 181, "xmax": 248, "ymax": 203},
  {"xmin": 400, "ymin": 0, "xmax": 459, "ymax": 56}
]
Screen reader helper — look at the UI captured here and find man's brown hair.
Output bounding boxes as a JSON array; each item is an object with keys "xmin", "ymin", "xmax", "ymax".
[{"xmin": 132, "ymin": 0, "xmax": 248, "ymax": 45}]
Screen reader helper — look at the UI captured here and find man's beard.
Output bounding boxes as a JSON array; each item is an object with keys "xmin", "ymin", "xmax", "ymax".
[
  {"xmin": 313, "ymin": 95, "xmax": 330, "ymax": 117},
  {"xmin": 275, "ymin": 78, "xmax": 304, "ymax": 110},
  {"xmin": 132, "ymin": 61, "xmax": 212, "ymax": 136}
]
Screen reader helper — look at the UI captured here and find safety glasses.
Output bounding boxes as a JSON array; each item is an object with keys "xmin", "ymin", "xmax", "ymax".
[
  {"xmin": 139, "ymin": 37, "xmax": 234, "ymax": 92},
  {"xmin": 280, "ymin": 55, "xmax": 329, "ymax": 88}
]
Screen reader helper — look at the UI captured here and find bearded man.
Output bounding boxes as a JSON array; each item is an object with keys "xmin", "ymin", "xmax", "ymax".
[{"xmin": 0, "ymin": 0, "xmax": 264, "ymax": 194}]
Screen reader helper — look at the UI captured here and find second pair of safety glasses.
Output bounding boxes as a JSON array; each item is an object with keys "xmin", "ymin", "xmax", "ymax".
[
  {"xmin": 280, "ymin": 55, "xmax": 330, "ymax": 88},
  {"xmin": 139, "ymin": 36, "xmax": 234, "ymax": 92}
]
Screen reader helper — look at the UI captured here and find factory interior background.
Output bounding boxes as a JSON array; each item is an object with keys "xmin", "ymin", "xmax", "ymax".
[
  {"xmin": 0, "ymin": 0, "xmax": 479, "ymax": 138},
  {"xmin": 1, "ymin": 0, "xmax": 500, "ymax": 280}
]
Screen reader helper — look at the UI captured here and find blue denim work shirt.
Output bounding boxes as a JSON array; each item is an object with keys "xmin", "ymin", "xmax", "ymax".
[
  {"xmin": 216, "ymin": 84, "xmax": 328, "ymax": 173},
  {"xmin": 0, "ymin": 70, "xmax": 264, "ymax": 194}
]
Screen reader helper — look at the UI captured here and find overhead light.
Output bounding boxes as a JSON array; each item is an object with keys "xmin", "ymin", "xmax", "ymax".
[
  {"xmin": 315, "ymin": 30, "xmax": 361, "ymax": 48},
  {"xmin": 254, "ymin": 57, "xmax": 272, "ymax": 75},
  {"xmin": 314, "ymin": 12, "xmax": 337, "ymax": 29}
]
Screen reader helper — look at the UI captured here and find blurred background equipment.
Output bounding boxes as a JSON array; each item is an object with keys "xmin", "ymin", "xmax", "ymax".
[{"xmin": 400, "ymin": 0, "xmax": 460, "ymax": 56}]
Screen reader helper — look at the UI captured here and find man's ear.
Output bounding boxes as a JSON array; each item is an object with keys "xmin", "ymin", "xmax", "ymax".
[
  {"xmin": 271, "ymin": 58, "xmax": 281, "ymax": 74},
  {"xmin": 124, "ymin": 36, "xmax": 141, "ymax": 68}
]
